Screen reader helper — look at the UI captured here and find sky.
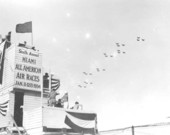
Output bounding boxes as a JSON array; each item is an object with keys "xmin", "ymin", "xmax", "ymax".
[{"xmin": 1, "ymin": 0, "xmax": 170, "ymax": 132}]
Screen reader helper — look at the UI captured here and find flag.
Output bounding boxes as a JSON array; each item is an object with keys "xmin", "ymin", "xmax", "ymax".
[
  {"xmin": 43, "ymin": 73, "xmax": 60, "ymax": 94},
  {"xmin": 0, "ymin": 101, "xmax": 9, "ymax": 116},
  {"xmin": 43, "ymin": 73, "xmax": 50, "ymax": 94},
  {"xmin": 5, "ymin": 32, "xmax": 11, "ymax": 48},
  {"xmin": 0, "ymin": 41, "xmax": 8, "ymax": 84},
  {"xmin": 6, "ymin": 31, "xmax": 11, "ymax": 42},
  {"xmin": 51, "ymin": 74, "xmax": 60, "ymax": 91},
  {"xmin": 16, "ymin": 21, "xmax": 32, "ymax": 33},
  {"xmin": 61, "ymin": 93, "xmax": 68, "ymax": 102},
  {"xmin": 65, "ymin": 111, "xmax": 97, "ymax": 134}
]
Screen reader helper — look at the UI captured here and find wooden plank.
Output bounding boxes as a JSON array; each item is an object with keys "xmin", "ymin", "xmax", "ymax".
[
  {"xmin": 23, "ymin": 107, "xmax": 42, "ymax": 130},
  {"xmin": 9, "ymin": 92, "xmax": 15, "ymax": 124},
  {"xmin": 3, "ymin": 45, "xmax": 15, "ymax": 89},
  {"xmin": 23, "ymin": 91, "xmax": 41, "ymax": 111},
  {"xmin": 42, "ymin": 107, "xmax": 70, "ymax": 129},
  {"xmin": 26, "ymin": 127, "xmax": 43, "ymax": 135}
]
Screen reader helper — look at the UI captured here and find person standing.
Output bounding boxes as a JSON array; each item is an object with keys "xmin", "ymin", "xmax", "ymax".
[
  {"xmin": 48, "ymin": 89, "xmax": 59, "ymax": 107},
  {"xmin": 73, "ymin": 101, "xmax": 80, "ymax": 109},
  {"xmin": 55, "ymin": 99, "xmax": 63, "ymax": 108}
]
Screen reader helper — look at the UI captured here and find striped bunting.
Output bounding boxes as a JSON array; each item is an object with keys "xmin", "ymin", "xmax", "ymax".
[
  {"xmin": 0, "ymin": 101, "xmax": 9, "ymax": 116},
  {"xmin": 65, "ymin": 111, "xmax": 97, "ymax": 134},
  {"xmin": 66, "ymin": 111, "xmax": 96, "ymax": 120},
  {"xmin": 51, "ymin": 75, "xmax": 60, "ymax": 91}
]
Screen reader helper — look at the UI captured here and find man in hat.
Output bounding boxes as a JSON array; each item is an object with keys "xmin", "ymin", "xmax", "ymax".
[{"xmin": 48, "ymin": 89, "xmax": 59, "ymax": 107}]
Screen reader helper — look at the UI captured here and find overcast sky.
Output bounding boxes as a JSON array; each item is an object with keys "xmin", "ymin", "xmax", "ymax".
[{"xmin": 1, "ymin": 0, "xmax": 170, "ymax": 131}]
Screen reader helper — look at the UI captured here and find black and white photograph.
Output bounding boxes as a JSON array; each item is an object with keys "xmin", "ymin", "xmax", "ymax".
[{"xmin": 0, "ymin": 0, "xmax": 170, "ymax": 135}]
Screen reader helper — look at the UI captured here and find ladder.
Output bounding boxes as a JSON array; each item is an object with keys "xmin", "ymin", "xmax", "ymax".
[{"xmin": 8, "ymin": 113, "xmax": 29, "ymax": 135}]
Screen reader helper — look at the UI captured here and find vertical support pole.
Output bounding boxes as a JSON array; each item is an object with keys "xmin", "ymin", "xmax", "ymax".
[
  {"xmin": 41, "ymin": 66, "xmax": 44, "ymax": 107},
  {"xmin": 132, "ymin": 126, "xmax": 135, "ymax": 135},
  {"xmin": 31, "ymin": 32, "xmax": 33, "ymax": 46},
  {"xmin": 31, "ymin": 21, "xmax": 33, "ymax": 46},
  {"xmin": 49, "ymin": 69, "xmax": 51, "ymax": 92},
  {"xmin": 9, "ymin": 113, "xmax": 22, "ymax": 135},
  {"xmin": 41, "ymin": 58, "xmax": 44, "ymax": 129},
  {"xmin": 94, "ymin": 116, "xmax": 97, "ymax": 135}
]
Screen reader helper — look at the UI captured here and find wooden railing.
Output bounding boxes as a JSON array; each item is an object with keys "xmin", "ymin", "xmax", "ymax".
[
  {"xmin": 9, "ymin": 113, "xmax": 29, "ymax": 135},
  {"xmin": 9, "ymin": 113, "xmax": 22, "ymax": 135}
]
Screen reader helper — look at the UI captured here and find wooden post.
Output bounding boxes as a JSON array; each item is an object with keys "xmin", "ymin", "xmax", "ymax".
[
  {"xmin": 41, "ymin": 67, "xmax": 44, "ymax": 107},
  {"xmin": 31, "ymin": 21, "xmax": 33, "ymax": 46},
  {"xmin": 31, "ymin": 32, "xmax": 33, "ymax": 46},
  {"xmin": 132, "ymin": 126, "xmax": 135, "ymax": 135},
  {"xmin": 9, "ymin": 113, "xmax": 22, "ymax": 135}
]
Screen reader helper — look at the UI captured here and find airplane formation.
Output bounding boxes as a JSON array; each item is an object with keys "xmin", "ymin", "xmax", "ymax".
[{"xmin": 77, "ymin": 36, "xmax": 145, "ymax": 88}]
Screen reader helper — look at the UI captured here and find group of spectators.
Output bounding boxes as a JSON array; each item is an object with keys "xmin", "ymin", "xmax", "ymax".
[
  {"xmin": 70, "ymin": 101, "xmax": 83, "ymax": 110},
  {"xmin": 47, "ymin": 89, "xmax": 83, "ymax": 110}
]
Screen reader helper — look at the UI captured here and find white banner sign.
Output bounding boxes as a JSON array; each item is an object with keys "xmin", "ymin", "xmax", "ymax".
[{"xmin": 14, "ymin": 47, "xmax": 42, "ymax": 91}]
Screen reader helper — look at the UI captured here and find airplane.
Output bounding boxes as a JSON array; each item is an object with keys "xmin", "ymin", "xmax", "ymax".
[
  {"xmin": 84, "ymin": 81, "xmax": 88, "ymax": 84},
  {"xmin": 103, "ymin": 53, "xmax": 108, "ymax": 57},
  {"xmin": 96, "ymin": 68, "xmax": 100, "ymax": 72},
  {"xmin": 137, "ymin": 37, "xmax": 140, "ymax": 41},
  {"xmin": 116, "ymin": 43, "xmax": 120, "ymax": 47},
  {"xmin": 78, "ymin": 85, "xmax": 82, "ymax": 88},
  {"xmin": 83, "ymin": 72, "xmax": 88, "ymax": 75},
  {"xmin": 117, "ymin": 50, "xmax": 121, "ymax": 53}
]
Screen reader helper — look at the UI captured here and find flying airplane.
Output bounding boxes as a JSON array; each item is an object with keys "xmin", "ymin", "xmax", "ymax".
[
  {"xmin": 96, "ymin": 68, "xmax": 100, "ymax": 72},
  {"xmin": 83, "ymin": 72, "xmax": 88, "ymax": 75},
  {"xmin": 84, "ymin": 81, "xmax": 88, "ymax": 84},
  {"xmin": 78, "ymin": 85, "xmax": 82, "ymax": 88},
  {"xmin": 103, "ymin": 53, "xmax": 108, "ymax": 57},
  {"xmin": 137, "ymin": 37, "xmax": 140, "ymax": 41},
  {"xmin": 116, "ymin": 43, "xmax": 120, "ymax": 47},
  {"xmin": 117, "ymin": 50, "xmax": 121, "ymax": 53}
]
